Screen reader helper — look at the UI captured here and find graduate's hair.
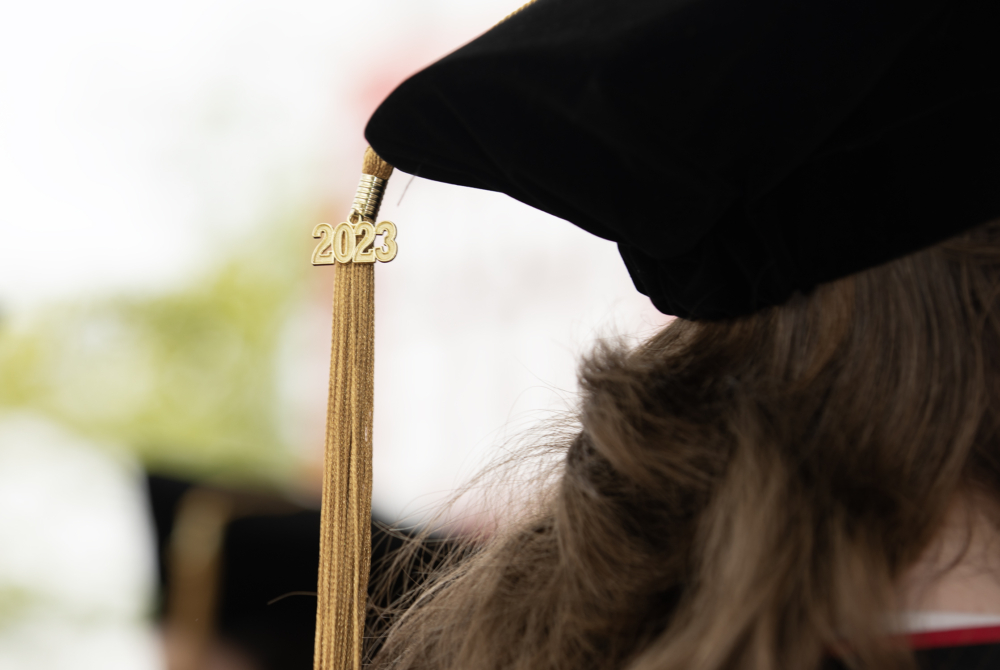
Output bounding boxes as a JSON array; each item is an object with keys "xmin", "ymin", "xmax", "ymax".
[{"xmin": 369, "ymin": 219, "xmax": 1000, "ymax": 670}]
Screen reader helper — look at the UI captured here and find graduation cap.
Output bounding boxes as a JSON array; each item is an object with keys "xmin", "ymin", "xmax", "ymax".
[
  {"xmin": 366, "ymin": 0, "xmax": 1000, "ymax": 319},
  {"xmin": 311, "ymin": 0, "xmax": 1000, "ymax": 667}
]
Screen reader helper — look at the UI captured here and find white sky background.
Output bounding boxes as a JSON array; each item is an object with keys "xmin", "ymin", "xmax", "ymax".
[
  {"xmin": 0, "ymin": 0, "xmax": 669, "ymax": 523},
  {"xmin": 0, "ymin": 0, "xmax": 489, "ymax": 308}
]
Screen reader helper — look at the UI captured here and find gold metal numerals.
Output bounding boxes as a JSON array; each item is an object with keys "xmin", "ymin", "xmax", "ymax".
[{"xmin": 311, "ymin": 216, "xmax": 397, "ymax": 265}]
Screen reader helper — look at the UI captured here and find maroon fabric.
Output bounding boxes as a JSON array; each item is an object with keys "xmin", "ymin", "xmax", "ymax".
[{"xmin": 908, "ymin": 625, "xmax": 1000, "ymax": 650}]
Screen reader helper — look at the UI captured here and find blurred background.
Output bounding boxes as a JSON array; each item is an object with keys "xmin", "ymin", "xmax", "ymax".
[{"xmin": 0, "ymin": 0, "xmax": 668, "ymax": 668}]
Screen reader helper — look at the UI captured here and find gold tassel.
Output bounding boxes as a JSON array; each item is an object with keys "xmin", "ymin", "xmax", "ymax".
[
  {"xmin": 498, "ymin": 0, "xmax": 538, "ymax": 24},
  {"xmin": 313, "ymin": 147, "xmax": 395, "ymax": 670}
]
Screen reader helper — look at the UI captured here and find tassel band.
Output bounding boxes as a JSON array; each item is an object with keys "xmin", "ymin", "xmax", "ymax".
[{"xmin": 351, "ymin": 174, "xmax": 387, "ymax": 222}]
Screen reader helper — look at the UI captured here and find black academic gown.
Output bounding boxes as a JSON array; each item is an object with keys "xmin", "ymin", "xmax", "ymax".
[
  {"xmin": 824, "ymin": 627, "xmax": 1000, "ymax": 669},
  {"xmin": 909, "ymin": 643, "xmax": 1000, "ymax": 669}
]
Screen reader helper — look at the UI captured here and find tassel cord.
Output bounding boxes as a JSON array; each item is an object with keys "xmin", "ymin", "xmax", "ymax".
[{"xmin": 314, "ymin": 149, "xmax": 392, "ymax": 670}]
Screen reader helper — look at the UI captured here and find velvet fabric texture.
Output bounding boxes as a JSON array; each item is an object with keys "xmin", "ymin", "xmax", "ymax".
[{"xmin": 366, "ymin": 0, "xmax": 1000, "ymax": 319}]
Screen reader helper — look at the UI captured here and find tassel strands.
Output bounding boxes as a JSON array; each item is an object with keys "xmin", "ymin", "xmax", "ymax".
[
  {"xmin": 314, "ymin": 148, "xmax": 394, "ymax": 670},
  {"xmin": 315, "ymin": 259, "xmax": 374, "ymax": 670}
]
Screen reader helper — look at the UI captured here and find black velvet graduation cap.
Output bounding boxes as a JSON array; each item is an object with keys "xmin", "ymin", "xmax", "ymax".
[{"xmin": 366, "ymin": 0, "xmax": 1000, "ymax": 319}]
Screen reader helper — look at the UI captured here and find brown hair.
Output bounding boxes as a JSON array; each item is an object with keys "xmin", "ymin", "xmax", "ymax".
[{"xmin": 369, "ymin": 220, "xmax": 1000, "ymax": 670}]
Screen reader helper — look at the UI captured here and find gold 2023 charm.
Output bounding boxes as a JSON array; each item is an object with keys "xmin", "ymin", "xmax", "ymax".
[{"xmin": 311, "ymin": 217, "xmax": 397, "ymax": 265}]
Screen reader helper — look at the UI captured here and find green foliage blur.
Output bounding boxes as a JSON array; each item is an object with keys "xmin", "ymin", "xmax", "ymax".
[{"xmin": 0, "ymin": 214, "xmax": 316, "ymax": 487}]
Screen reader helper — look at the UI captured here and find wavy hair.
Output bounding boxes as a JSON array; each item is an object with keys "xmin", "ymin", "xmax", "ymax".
[{"xmin": 369, "ymin": 220, "xmax": 1000, "ymax": 670}]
